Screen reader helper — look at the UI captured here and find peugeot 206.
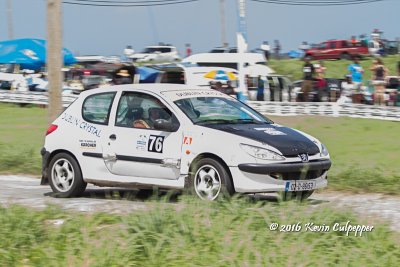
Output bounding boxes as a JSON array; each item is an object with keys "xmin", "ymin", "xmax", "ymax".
[{"xmin": 41, "ymin": 84, "xmax": 331, "ymax": 200}]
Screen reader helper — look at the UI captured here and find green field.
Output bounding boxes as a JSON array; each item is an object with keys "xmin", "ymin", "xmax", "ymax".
[
  {"xmin": 0, "ymin": 103, "xmax": 399, "ymax": 194},
  {"xmin": 268, "ymin": 55, "xmax": 400, "ymax": 81},
  {"xmin": 1, "ymin": 199, "xmax": 399, "ymax": 266}
]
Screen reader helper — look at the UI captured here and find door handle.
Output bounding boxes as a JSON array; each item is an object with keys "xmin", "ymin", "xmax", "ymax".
[{"xmin": 109, "ymin": 134, "xmax": 117, "ymax": 141}]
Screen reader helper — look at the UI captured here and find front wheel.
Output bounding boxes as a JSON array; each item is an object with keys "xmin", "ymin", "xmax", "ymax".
[
  {"xmin": 186, "ymin": 158, "xmax": 234, "ymax": 200},
  {"xmin": 48, "ymin": 153, "xmax": 87, "ymax": 197}
]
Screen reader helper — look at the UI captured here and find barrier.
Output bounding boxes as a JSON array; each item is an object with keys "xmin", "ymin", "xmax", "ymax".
[
  {"xmin": 0, "ymin": 89, "xmax": 77, "ymax": 107},
  {"xmin": 1, "ymin": 89, "xmax": 399, "ymax": 121}
]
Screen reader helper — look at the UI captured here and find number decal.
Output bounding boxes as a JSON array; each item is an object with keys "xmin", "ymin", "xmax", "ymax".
[{"xmin": 148, "ymin": 135, "xmax": 164, "ymax": 153}]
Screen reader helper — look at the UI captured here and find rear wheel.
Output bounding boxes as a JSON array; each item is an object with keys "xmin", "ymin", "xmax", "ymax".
[
  {"xmin": 186, "ymin": 158, "xmax": 234, "ymax": 200},
  {"xmin": 48, "ymin": 153, "xmax": 87, "ymax": 197}
]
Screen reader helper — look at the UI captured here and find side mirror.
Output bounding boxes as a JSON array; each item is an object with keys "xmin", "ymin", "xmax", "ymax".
[{"xmin": 153, "ymin": 119, "xmax": 179, "ymax": 132}]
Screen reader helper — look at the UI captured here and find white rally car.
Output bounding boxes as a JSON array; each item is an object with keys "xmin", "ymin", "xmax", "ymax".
[{"xmin": 41, "ymin": 84, "xmax": 331, "ymax": 200}]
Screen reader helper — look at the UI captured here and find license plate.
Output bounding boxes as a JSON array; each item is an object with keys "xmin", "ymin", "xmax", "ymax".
[{"xmin": 285, "ymin": 180, "xmax": 316, "ymax": 192}]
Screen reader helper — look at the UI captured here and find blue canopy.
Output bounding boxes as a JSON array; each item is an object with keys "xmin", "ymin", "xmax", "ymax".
[
  {"xmin": 287, "ymin": 50, "xmax": 304, "ymax": 59},
  {"xmin": 136, "ymin": 66, "xmax": 161, "ymax": 83},
  {"xmin": 0, "ymin": 38, "xmax": 76, "ymax": 70}
]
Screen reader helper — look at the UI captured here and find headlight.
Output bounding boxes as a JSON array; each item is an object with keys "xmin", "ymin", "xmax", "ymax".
[
  {"xmin": 320, "ymin": 143, "xmax": 329, "ymax": 157},
  {"xmin": 240, "ymin": 144, "xmax": 285, "ymax": 161}
]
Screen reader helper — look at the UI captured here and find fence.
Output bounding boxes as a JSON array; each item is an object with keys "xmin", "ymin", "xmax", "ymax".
[{"xmin": 1, "ymin": 89, "xmax": 400, "ymax": 121}]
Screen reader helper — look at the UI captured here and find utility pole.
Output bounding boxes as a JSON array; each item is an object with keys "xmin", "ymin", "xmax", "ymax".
[
  {"xmin": 220, "ymin": 0, "xmax": 226, "ymax": 47},
  {"xmin": 7, "ymin": 0, "xmax": 14, "ymax": 39},
  {"xmin": 47, "ymin": 0, "xmax": 63, "ymax": 124}
]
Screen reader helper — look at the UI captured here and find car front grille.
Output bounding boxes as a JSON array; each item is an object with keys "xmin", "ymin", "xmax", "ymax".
[{"xmin": 270, "ymin": 170, "xmax": 326, "ymax": 180}]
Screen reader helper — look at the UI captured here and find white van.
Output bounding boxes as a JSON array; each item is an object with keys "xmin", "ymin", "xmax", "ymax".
[{"xmin": 182, "ymin": 53, "xmax": 274, "ymax": 74}]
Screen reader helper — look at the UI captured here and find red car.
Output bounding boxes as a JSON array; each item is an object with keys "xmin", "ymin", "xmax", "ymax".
[{"xmin": 305, "ymin": 40, "xmax": 369, "ymax": 60}]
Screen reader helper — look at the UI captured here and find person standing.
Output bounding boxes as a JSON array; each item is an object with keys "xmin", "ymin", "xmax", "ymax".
[
  {"xmin": 300, "ymin": 57, "xmax": 315, "ymax": 102},
  {"xmin": 370, "ymin": 58, "xmax": 389, "ymax": 105},
  {"xmin": 274, "ymin": 40, "xmax": 281, "ymax": 60},
  {"xmin": 315, "ymin": 60, "xmax": 327, "ymax": 101},
  {"xmin": 260, "ymin": 41, "xmax": 270, "ymax": 61},
  {"xmin": 256, "ymin": 76, "xmax": 265, "ymax": 101},
  {"xmin": 348, "ymin": 56, "xmax": 364, "ymax": 90}
]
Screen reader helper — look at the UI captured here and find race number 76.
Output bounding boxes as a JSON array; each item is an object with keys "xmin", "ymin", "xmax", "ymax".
[{"xmin": 148, "ymin": 135, "xmax": 164, "ymax": 153}]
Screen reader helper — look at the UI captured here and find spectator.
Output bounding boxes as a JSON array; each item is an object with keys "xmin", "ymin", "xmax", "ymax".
[
  {"xmin": 185, "ymin": 43, "xmax": 192, "ymax": 57},
  {"xmin": 260, "ymin": 41, "xmax": 270, "ymax": 61},
  {"xmin": 256, "ymin": 76, "xmax": 265, "ymax": 101},
  {"xmin": 370, "ymin": 58, "xmax": 389, "ymax": 105},
  {"xmin": 274, "ymin": 40, "xmax": 281, "ymax": 60},
  {"xmin": 315, "ymin": 61, "xmax": 327, "ymax": 101},
  {"xmin": 300, "ymin": 57, "xmax": 315, "ymax": 102},
  {"xmin": 337, "ymin": 75, "xmax": 354, "ymax": 104},
  {"xmin": 348, "ymin": 56, "xmax": 364, "ymax": 91},
  {"xmin": 116, "ymin": 69, "xmax": 133, "ymax": 84}
]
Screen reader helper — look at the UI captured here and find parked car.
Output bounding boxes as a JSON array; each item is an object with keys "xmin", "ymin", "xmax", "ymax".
[
  {"xmin": 129, "ymin": 45, "xmax": 180, "ymax": 63},
  {"xmin": 41, "ymin": 84, "xmax": 331, "ymax": 200},
  {"xmin": 304, "ymin": 40, "xmax": 369, "ymax": 60},
  {"xmin": 209, "ymin": 47, "xmax": 238, "ymax": 53}
]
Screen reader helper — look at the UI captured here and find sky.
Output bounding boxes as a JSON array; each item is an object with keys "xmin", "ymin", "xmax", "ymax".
[{"xmin": 0, "ymin": 0, "xmax": 399, "ymax": 57}]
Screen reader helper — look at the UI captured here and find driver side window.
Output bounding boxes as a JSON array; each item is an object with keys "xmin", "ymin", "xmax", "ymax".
[{"xmin": 115, "ymin": 92, "xmax": 173, "ymax": 130}]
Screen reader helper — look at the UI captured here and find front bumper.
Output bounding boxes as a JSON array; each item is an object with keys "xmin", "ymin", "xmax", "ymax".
[
  {"xmin": 231, "ymin": 159, "xmax": 332, "ymax": 193},
  {"xmin": 238, "ymin": 159, "xmax": 332, "ymax": 174}
]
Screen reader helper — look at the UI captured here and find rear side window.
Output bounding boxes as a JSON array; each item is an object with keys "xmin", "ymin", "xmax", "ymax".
[{"xmin": 82, "ymin": 92, "xmax": 116, "ymax": 125}]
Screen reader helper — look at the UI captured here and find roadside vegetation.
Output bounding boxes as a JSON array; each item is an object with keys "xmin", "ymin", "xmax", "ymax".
[
  {"xmin": 268, "ymin": 55, "xmax": 399, "ymax": 81},
  {"xmin": 1, "ymin": 197, "xmax": 399, "ymax": 266},
  {"xmin": 1, "ymin": 103, "xmax": 399, "ymax": 194}
]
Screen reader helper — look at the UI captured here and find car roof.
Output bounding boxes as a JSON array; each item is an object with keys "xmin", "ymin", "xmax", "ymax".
[{"xmin": 79, "ymin": 84, "xmax": 224, "ymax": 101}]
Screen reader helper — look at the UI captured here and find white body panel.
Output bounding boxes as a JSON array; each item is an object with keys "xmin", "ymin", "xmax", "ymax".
[{"xmin": 44, "ymin": 84, "xmax": 330, "ymax": 193}]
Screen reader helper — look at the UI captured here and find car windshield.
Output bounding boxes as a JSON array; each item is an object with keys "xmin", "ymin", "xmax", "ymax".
[
  {"xmin": 142, "ymin": 47, "xmax": 160, "ymax": 53},
  {"xmin": 174, "ymin": 97, "xmax": 272, "ymax": 125}
]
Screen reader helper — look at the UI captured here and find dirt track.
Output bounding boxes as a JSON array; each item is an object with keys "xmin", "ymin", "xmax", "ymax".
[{"xmin": 1, "ymin": 175, "xmax": 399, "ymax": 231}]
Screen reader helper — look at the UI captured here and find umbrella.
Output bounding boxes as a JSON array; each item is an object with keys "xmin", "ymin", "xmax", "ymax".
[
  {"xmin": 204, "ymin": 69, "xmax": 237, "ymax": 81},
  {"xmin": 0, "ymin": 38, "xmax": 76, "ymax": 71}
]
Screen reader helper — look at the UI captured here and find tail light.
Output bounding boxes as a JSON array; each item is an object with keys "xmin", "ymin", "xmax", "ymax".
[{"xmin": 46, "ymin": 124, "xmax": 58, "ymax": 136}]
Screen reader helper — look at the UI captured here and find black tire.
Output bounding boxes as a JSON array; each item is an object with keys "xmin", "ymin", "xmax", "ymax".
[
  {"xmin": 340, "ymin": 53, "xmax": 350, "ymax": 60},
  {"xmin": 48, "ymin": 153, "xmax": 87, "ymax": 197},
  {"xmin": 278, "ymin": 190, "xmax": 314, "ymax": 201},
  {"xmin": 186, "ymin": 158, "xmax": 234, "ymax": 200}
]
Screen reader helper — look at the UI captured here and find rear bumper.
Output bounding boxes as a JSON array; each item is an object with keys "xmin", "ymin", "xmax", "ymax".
[
  {"xmin": 238, "ymin": 159, "xmax": 332, "ymax": 174},
  {"xmin": 40, "ymin": 147, "xmax": 50, "ymax": 185}
]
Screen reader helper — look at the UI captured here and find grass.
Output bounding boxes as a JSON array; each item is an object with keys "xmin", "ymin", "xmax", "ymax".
[
  {"xmin": 0, "ymin": 104, "xmax": 47, "ymax": 174},
  {"xmin": 270, "ymin": 115, "xmax": 400, "ymax": 194},
  {"xmin": 0, "ymin": 198, "xmax": 399, "ymax": 266},
  {"xmin": 0, "ymin": 103, "xmax": 400, "ymax": 194},
  {"xmin": 268, "ymin": 54, "xmax": 400, "ymax": 81}
]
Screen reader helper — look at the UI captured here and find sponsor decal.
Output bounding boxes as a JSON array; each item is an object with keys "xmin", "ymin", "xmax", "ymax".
[
  {"xmin": 148, "ymin": 135, "xmax": 164, "ymax": 153},
  {"xmin": 183, "ymin": 136, "xmax": 192, "ymax": 145},
  {"xmin": 79, "ymin": 140, "xmax": 96, "ymax": 149},
  {"xmin": 299, "ymin": 153, "xmax": 309, "ymax": 162},
  {"xmin": 61, "ymin": 113, "xmax": 102, "ymax": 137},
  {"xmin": 136, "ymin": 134, "xmax": 147, "ymax": 151},
  {"xmin": 255, "ymin": 127, "xmax": 287, "ymax": 136}
]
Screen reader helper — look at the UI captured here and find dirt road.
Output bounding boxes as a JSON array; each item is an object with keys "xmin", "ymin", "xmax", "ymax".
[{"xmin": 1, "ymin": 175, "xmax": 399, "ymax": 231}]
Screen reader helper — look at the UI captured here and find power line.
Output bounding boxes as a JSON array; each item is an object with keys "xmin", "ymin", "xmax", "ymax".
[
  {"xmin": 69, "ymin": 0, "xmax": 193, "ymax": 3},
  {"xmin": 249, "ymin": 0, "xmax": 384, "ymax": 6},
  {"xmin": 63, "ymin": 0, "xmax": 200, "ymax": 7}
]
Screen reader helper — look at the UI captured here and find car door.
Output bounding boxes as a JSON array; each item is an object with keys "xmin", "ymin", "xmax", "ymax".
[{"xmin": 102, "ymin": 91, "xmax": 183, "ymax": 180}]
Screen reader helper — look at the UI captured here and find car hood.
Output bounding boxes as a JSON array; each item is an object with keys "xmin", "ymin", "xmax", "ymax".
[{"xmin": 205, "ymin": 123, "xmax": 320, "ymax": 157}]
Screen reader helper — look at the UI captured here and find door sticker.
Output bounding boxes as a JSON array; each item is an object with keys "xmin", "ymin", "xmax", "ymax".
[
  {"xmin": 136, "ymin": 134, "xmax": 147, "ymax": 151},
  {"xmin": 148, "ymin": 135, "xmax": 165, "ymax": 153},
  {"xmin": 183, "ymin": 136, "xmax": 192, "ymax": 145}
]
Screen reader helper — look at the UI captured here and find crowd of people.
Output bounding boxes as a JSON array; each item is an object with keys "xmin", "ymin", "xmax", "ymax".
[{"xmin": 299, "ymin": 56, "xmax": 400, "ymax": 105}]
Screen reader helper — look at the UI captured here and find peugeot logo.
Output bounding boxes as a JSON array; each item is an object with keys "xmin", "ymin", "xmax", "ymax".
[{"xmin": 299, "ymin": 153, "xmax": 309, "ymax": 162}]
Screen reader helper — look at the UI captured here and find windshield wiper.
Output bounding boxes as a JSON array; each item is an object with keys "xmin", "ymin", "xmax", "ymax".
[
  {"xmin": 229, "ymin": 119, "xmax": 267, "ymax": 124},
  {"xmin": 195, "ymin": 119, "xmax": 232, "ymax": 125}
]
